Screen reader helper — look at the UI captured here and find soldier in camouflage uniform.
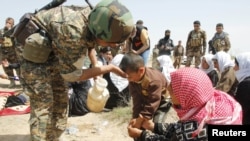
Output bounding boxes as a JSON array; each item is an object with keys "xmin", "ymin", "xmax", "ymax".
[
  {"xmin": 0, "ymin": 17, "xmax": 20, "ymax": 88},
  {"xmin": 185, "ymin": 20, "xmax": 207, "ymax": 68},
  {"xmin": 17, "ymin": 0, "xmax": 134, "ymax": 140},
  {"xmin": 211, "ymin": 23, "xmax": 231, "ymax": 53}
]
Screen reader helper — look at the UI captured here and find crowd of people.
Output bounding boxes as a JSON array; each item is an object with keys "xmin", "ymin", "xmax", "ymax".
[{"xmin": 0, "ymin": 0, "xmax": 249, "ymax": 141}]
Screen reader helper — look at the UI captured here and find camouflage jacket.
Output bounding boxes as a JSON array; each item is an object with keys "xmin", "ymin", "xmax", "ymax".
[
  {"xmin": 186, "ymin": 29, "xmax": 206, "ymax": 53},
  {"xmin": 33, "ymin": 6, "xmax": 96, "ymax": 81},
  {"xmin": 211, "ymin": 31, "xmax": 231, "ymax": 52}
]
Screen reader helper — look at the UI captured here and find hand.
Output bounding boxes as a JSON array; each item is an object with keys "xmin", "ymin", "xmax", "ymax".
[
  {"xmin": 165, "ymin": 46, "xmax": 171, "ymax": 50},
  {"xmin": 127, "ymin": 123, "xmax": 143, "ymax": 138},
  {"xmin": 109, "ymin": 64, "xmax": 128, "ymax": 78},
  {"xmin": 142, "ymin": 118, "xmax": 155, "ymax": 131},
  {"xmin": 1, "ymin": 59, "xmax": 9, "ymax": 67},
  {"xmin": 130, "ymin": 115, "xmax": 144, "ymax": 129},
  {"xmin": 0, "ymin": 73, "xmax": 8, "ymax": 79}
]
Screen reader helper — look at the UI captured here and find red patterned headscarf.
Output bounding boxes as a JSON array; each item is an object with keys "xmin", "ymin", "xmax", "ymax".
[{"xmin": 170, "ymin": 67, "xmax": 242, "ymax": 133}]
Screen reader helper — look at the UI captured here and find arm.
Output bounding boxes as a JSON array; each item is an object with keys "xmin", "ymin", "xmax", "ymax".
[
  {"xmin": 0, "ymin": 73, "xmax": 8, "ymax": 79},
  {"xmin": 1, "ymin": 59, "xmax": 20, "ymax": 69},
  {"xmin": 202, "ymin": 31, "xmax": 207, "ymax": 55},
  {"xmin": 215, "ymin": 68, "xmax": 236, "ymax": 95},
  {"xmin": 185, "ymin": 31, "xmax": 192, "ymax": 55},
  {"xmin": 88, "ymin": 47, "xmax": 98, "ymax": 67},
  {"xmin": 128, "ymin": 121, "xmax": 176, "ymax": 141},
  {"xmin": 224, "ymin": 34, "xmax": 231, "ymax": 52},
  {"xmin": 79, "ymin": 64, "xmax": 127, "ymax": 81},
  {"xmin": 140, "ymin": 80, "xmax": 163, "ymax": 119},
  {"xmin": 135, "ymin": 29, "xmax": 150, "ymax": 55}
]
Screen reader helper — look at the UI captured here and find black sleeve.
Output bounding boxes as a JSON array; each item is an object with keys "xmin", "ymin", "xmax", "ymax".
[
  {"xmin": 8, "ymin": 63, "xmax": 20, "ymax": 69},
  {"xmin": 139, "ymin": 123, "xmax": 176, "ymax": 141},
  {"xmin": 157, "ymin": 39, "xmax": 163, "ymax": 49},
  {"xmin": 208, "ymin": 70, "xmax": 219, "ymax": 87}
]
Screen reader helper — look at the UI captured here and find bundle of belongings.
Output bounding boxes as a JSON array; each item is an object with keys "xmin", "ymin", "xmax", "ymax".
[{"xmin": 0, "ymin": 90, "xmax": 30, "ymax": 116}]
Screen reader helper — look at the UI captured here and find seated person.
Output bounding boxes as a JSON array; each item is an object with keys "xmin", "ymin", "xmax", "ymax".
[
  {"xmin": 127, "ymin": 67, "xmax": 242, "ymax": 141},
  {"xmin": 104, "ymin": 54, "xmax": 130, "ymax": 110},
  {"xmin": 212, "ymin": 51, "xmax": 238, "ymax": 96},
  {"xmin": 200, "ymin": 54, "xmax": 219, "ymax": 87}
]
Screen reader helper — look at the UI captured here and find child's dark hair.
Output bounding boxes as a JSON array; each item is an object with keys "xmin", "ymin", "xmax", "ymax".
[{"xmin": 119, "ymin": 52, "xmax": 144, "ymax": 72}]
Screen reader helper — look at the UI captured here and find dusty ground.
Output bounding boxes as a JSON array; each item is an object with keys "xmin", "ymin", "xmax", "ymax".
[{"xmin": 0, "ymin": 61, "xmax": 179, "ymax": 141}]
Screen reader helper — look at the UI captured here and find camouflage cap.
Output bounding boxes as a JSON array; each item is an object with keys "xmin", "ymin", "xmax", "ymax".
[{"xmin": 88, "ymin": 0, "xmax": 134, "ymax": 43}]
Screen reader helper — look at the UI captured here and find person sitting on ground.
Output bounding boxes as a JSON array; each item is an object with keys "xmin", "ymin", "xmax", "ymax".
[
  {"xmin": 104, "ymin": 54, "xmax": 130, "ymax": 110},
  {"xmin": 156, "ymin": 55, "xmax": 176, "ymax": 83},
  {"xmin": 234, "ymin": 52, "xmax": 250, "ymax": 125},
  {"xmin": 119, "ymin": 52, "xmax": 172, "ymax": 139},
  {"xmin": 212, "ymin": 51, "xmax": 238, "ymax": 96},
  {"xmin": 127, "ymin": 67, "xmax": 242, "ymax": 141},
  {"xmin": 200, "ymin": 54, "xmax": 219, "ymax": 87}
]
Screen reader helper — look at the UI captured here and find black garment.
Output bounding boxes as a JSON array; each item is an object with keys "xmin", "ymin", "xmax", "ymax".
[
  {"xmin": 140, "ymin": 120, "xmax": 208, "ymax": 141},
  {"xmin": 8, "ymin": 63, "xmax": 20, "ymax": 69},
  {"xmin": 103, "ymin": 72, "xmax": 130, "ymax": 109},
  {"xmin": 207, "ymin": 70, "xmax": 219, "ymax": 87},
  {"xmin": 131, "ymin": 25, "xmax": 150, "ymax": 52},
  {"xmin": 235, "ymin": 76, "xmax": 250, "ymax": 125},
  {"xmin": 68, "ymin": 80, "xmax": 91, "ymax": 117},
  {"xmin": 208, "ymin": 40, "xmax": 216, "ymax": 55},
  {"xmin": 157, "ymin": 37, "xmax": 174, "ymax": 56}
]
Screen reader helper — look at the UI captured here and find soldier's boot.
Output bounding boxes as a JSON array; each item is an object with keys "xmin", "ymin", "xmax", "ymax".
[{"xmin": 8, "ymin": 80, "xmax": 16, "ymax": 88}]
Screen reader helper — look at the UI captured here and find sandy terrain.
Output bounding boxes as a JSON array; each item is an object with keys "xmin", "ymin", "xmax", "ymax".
[{"xmin": 0, "ymin": 62, "xmax": 179, "ymax": 141}]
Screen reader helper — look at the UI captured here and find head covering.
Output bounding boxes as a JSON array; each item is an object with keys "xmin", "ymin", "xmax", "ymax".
[
  {"xmin": 170, "ymin": 67, "xmax": 242, "ymax": 135},
  {"xmin": 234, "ymin": 52, "xmax": 250, "ymax": 83},
  {"xmin": 136, "ymin": 20, "xmax": 143, "ymax": 25},
  {"xmin": 193, "ymin": 20, "xmax": 200, "ymax": 25},
  {"xmin": 165, "ymin": 29, "xmax": 171, "ymax": 33},
  {"xmin": 156, "ymin": 55, "xmax": 175, "ymax": 83},
  {"xmin": 88, "ymin": 0, "xmax": 134, "ymax": 43},
  {"xmin": 200, "ymin": 54, "xmax": 215, "ymax": 74},
  {"xmin": 110, "ymin": 54, "xmax": 129, "ymax": 92},
  {"xmin": 212, "ymin": 51, "xmax": 234, "ymax": 72}
]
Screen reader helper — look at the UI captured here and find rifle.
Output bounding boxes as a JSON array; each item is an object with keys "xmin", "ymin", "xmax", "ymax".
[
  {"xmin": 85, "ymin": 0, "xmax": 94, "ymax": 10},
  {"xmin": 3, "ymin": 0, "xmax": 67, "ymax": 38}
]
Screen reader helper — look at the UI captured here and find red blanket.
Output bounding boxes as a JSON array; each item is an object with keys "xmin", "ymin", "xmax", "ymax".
[{"xmin": 0, "ymin": 91, "xmax": 30, "ymax": 116}]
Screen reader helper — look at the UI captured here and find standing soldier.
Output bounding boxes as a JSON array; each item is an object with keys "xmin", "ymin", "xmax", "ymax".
[
  {"xmin": 0, "ymin": 17, "xmax": 19, "ymax": 88},
  {"xmin": 125, "ymin": 20, "xmax": 150, "ymax": 65},
  {"xmin": 185, "ymin": 20, "xmax": 207, "ymax": 68},
  {"xmin": 156, "ymin": 29, "xmax": 174, "ymax": 57},
  {"xmin": 173, "ymin": 40, "xmax": 184, "ymax": 69},
  {"xmin": 14, "ymin": 0, "xmax": 134, "ymax": 140},
  {"xmin": 211, "ymin": 23, "xmax": 231, "ymax": 53}
]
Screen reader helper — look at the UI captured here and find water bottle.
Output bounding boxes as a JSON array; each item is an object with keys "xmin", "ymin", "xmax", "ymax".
[{"xmin": 87, "ymin": 77, "xmax": 109, "ymax": 112}]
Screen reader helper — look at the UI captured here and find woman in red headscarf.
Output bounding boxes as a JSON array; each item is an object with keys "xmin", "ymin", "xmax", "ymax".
[{"xmin": 127, "ymin": 67, "xmax": 242, "ymax": 141}]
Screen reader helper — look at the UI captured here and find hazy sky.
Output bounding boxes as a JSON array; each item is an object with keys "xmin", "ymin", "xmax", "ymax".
[{"xmin": 1, "ymin": 0, "xmax": 250, "ymax": 56}]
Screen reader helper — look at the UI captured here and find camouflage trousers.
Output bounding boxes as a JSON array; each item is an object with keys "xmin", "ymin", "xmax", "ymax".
[
  {"xmin": 21, "ymin": 57, "xmax": 69, "ymax": 141},
  {"xmin": 185, "ymin": 49, "xmax": 202, "ymax": 68},
  {"xmin": 1, "ymin": 47, "xmax": 19, "ymax": 78},
  {"xmin": 173, "ymin": 56, "xmax": 182, "ymax": 69},
  {"xmin": 151, "ymin": 48, "xmax": 160, "ymax": 69}
]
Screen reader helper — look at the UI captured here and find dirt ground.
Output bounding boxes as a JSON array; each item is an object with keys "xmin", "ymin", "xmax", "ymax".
[{"xmin": 0, "ymin": 62, "xmax": 179, "ymax": 141}]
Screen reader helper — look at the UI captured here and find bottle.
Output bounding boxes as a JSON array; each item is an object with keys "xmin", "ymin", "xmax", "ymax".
[{"xmin": 87, "ymin": 77, "xmax": 109, "ymax": 112}]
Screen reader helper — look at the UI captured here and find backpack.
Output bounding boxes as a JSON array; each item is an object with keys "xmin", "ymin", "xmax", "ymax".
[{"xmin": 68, "ymin": 80, "xmax": 91, "ymax": 117}]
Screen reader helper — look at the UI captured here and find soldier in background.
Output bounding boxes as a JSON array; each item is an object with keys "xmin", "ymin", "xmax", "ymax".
[
  {"xmin": 211, "ymin": 23, "xmax": 231, "ymax": 53},
  {"xmin": 185, "ymin": 20, "xmax": 207, "ymax": 68},
  {"xmin": 0, "ymin": 17, "xmax": 20, "ymax": 88},
  {"xmin": 173, "ymin": 40, "xmax": 184, "ymax": 69},
  {"xmin": 156, "ymin": 29, "xmax": 174, "ymax": 57},
  {"xmin": 125, "ymin": 20, "xmax": 151, "ymax": 65},
  {"xmin": 17, "ymin": 0, "xmax": 134, "ymax": 140}
]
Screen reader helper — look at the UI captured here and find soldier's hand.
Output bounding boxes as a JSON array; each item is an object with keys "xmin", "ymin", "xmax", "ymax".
[{"xmin": 109, "ymin": 64, "xmax": 128, "ymax": 78}]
